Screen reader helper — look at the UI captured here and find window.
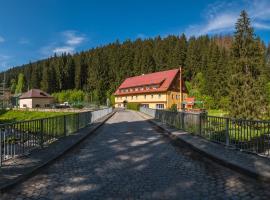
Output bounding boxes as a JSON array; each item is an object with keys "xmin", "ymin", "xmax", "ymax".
[
  {"xmin": 141, "ymin": 104, "xmax": 149, "ymax": 108},
  {"xmin": 153, "ymin": 85, "xmax": 158, "ymax": 89},
  {"xmin": 146, "ymin": 86, "xmax": 149, "ymax": 90},
  {"xmin": 156, "ymin": 104, "xmax": 164, "ymax": 109},
  {"xmin": 45, "ymin": 104, "xmax": 50, "ymax": 108},
  {"xmin": 135, "ymin": 88, "xmax": 138, "ymax": 91},
  {"xmin": 158, "ymin": 94, "xmax": 161, "ymax": 99},
  {"xmin": 131, "ymin": 96, "xmax": 133, "ymax": 100},
  {"xmin": 151, "ymin": 94, "xmax": 154, "ymax": 99},
  {"xmin": 23, "ymin": 104, "xmax": 27, "ymax": 108},
  {"xmin": 144, "ymin": 95, "xmax": 146, "ymax": 99},
  {"xmin": 40, "ymin": 92, "xmax": 46, "ymax": 97},
  {"xmin": 36, "ymin": 104, "xmax": 40, "ymax": 108},
  {"xmin": 135, "ymin": 95, "xmax": 137, "ymax": 99}
]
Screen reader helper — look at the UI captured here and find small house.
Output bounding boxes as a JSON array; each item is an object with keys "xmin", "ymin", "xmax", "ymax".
[{"xmin": 19, "ymin": 89, "xmax": 54, "ymax": 108}]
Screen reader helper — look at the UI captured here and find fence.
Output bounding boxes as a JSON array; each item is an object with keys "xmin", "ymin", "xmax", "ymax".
[
  {"xmin": 140, "ymin": 107, "xmax": 270, "ymax": 157},
  {"xmin": 0, "ymin": 107, "xmax": 112, "ymax": 166}
]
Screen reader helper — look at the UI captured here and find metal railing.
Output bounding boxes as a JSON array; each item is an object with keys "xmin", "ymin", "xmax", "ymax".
[
  {"xmin": 0, "ymin": 107, "xmax": 112, "ymax": 166},
  {"xmin": 140, "ymin": 107, "xmax": 270, "ymax": 157}
]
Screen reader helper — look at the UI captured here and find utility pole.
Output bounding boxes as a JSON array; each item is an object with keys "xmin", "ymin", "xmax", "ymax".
[
  {"xmin": 0, "ymin": 73, "xmax": 6, "ymax": 108},
  {"xmin": 179, "ymin": 66, "xmax": 183, "ymax": 111}
]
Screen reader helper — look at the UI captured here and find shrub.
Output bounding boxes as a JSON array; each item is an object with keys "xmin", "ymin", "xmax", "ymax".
[
  {"xmin": 169, "ymin": 104, "xmax": 178, "ymax": 112},
  {"xmin": 72, "ymin": 103, "xmax": 84, "ymax": 109},
  {"xmin": 127, "ymin": 102, "xmax": 140, "ymax": 111},
  {"xmin": 52, "ymin": 89, "xmax": 86, "ymax": 104}
]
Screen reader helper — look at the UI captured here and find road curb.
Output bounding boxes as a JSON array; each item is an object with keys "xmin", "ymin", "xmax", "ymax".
[
  {"xmin": 0, "ymin": 111, "xmax": 116, "ymax": 193},
  {"xmin": 136, "ymin": 111, "xmax": 270, "ymax": 183}
]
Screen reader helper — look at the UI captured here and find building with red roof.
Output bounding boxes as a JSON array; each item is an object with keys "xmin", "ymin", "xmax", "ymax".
[
  {"xmin": 114, "ymin": 68, "xmax": 187, "ymax": 110},
  {"xmin": 19, "ymin": 89, "xmax": 54, "ymax": 108}
]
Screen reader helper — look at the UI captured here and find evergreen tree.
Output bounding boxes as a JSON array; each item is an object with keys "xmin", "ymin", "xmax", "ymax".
[
  {"xmin": 228, "ymin": 10, "xmax": 267, "ymax": 119},
  {"xmin": 40, "ymin": 65, "xmax": 49, "ymax": 92},
  {"xmin": 15, "ymin": 73, "xmax": 25, "ymax": 94},
  {"xmin": 10, "ymin": 79, "xmax": 16, "ymax": 94}
]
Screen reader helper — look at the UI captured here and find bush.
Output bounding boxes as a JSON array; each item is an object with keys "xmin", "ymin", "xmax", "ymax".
[
  {"xmin": 52, "ymin": 89, "xmax": 86, "ymax": 104},
  {"xmin": 72, "ymin": 103, "xmax": 84, "ymax": 109},
  {"xmin": 219, "ymin": 96, "xmax": 230, "ymax": 111},
  {"xmin": 127, "ymin": 102, "xmax": 140, "ymax": 111},
  {"xmin": 169, "ymin": 104, "xmax": 178, "ymax": 112}
]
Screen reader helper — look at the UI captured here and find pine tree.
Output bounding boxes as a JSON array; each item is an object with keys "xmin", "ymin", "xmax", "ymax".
[
  {"xmin": 15, "ymin": 73, "xmax": 25, "ymax": 94},
  {"xmin": 10, "ymin": 79, "xmax": 16, "ymax": 94},
  {"xmin": 228, "ymin": 10, "xmax": 267, "ymax": 119},
  {"xmin": 40, "ymin": 65, "xmax": 49, "ymax": 92},
  {"xmin": 30, "ymin": 64, "xmax": 40, "ymax": 89}
]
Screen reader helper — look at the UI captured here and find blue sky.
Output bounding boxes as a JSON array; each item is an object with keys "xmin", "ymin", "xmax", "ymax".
[{"xmin": 0, "ymin": 0, "xmax": 270, "ymax": 71}]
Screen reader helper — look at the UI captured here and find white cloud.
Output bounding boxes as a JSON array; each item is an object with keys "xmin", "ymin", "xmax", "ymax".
[
  {"xmin": 185, "ymin": 0, "xmax": 270, "ymax": 37},
  {"xmin": 0, "ymin": 36, "xmax": 5, "ymax": 43},
  {"xmin": 63, "ymin": 31, "xmax": 85, "ymax": 45},
  {"xmin": 53, "ymin": 46, "xmax": 74, "ymax": 54},
  {"xmin": 41, "ymin": 30, "xmax": 87, "ymax": 56}
]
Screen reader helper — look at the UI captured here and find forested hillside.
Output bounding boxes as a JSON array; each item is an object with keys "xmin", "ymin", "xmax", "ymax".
[
  {"xmin": 0, "ymin": 35, "xmax": 234, "ymax": 101},
  {"xmin": 1, "ymin": 11, "xmax": 270, "ymax": 119}
]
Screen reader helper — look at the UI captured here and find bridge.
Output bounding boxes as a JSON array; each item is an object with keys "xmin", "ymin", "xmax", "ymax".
[{"xmin": 1, "ymin": 110, "xmax": 270, "ymax": 199}]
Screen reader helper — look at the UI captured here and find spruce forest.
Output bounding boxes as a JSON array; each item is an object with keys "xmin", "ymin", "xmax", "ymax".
[{"xmin": 1, "ymin": 11, "xmax": 270, "ymax": 119}]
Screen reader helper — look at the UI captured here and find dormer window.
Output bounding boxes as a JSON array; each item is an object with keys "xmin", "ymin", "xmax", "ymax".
[{"xmin": 153, "ymin": 85, "xmax": 159, "ymax": 89}]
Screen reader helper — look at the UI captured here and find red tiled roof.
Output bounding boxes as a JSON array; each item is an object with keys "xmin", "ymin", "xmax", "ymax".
[
  {"xmin": 20, "ymin": 89, "xmax": 53, "ymax": 99},
  {"xmin": 114, "ymin": 69, "xmax": 180, "ymax": 95}
]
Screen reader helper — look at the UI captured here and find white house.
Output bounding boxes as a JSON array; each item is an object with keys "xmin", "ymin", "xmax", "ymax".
[{"xmin": 19, "ymin": 89, "xmax": 54, "ymax": 108}]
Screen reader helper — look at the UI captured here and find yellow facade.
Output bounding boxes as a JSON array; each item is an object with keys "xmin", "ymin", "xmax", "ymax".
[
  {"xmin": 115, "ymin": 91, "xmax": 187, "ymax": 110},
  {"xmin": 114, "ymin": 68, "xmax": 187, "ymax": 110}
]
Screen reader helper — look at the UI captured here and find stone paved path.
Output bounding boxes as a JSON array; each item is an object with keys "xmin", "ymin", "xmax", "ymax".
[{"xmin": 1, "ymin": 110, "xmax": 270, "ymax": 199}]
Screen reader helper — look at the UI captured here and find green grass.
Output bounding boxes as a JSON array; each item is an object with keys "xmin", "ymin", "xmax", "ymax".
[
  {"xmin": 0, "ymin": 110, "xmax": 71, "ymax": 124},
  {"xmin": 207, "ymin": 109, "xmax": 228, "ymax": 117}
]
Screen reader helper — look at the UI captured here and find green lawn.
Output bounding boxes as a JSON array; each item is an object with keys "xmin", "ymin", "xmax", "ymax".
[
  {"xmin": 207, "ymin": 109, "xmax": 228, "ymax": 117},
  {"xmin": 0, "ymin": 110, "xmax": 72, "ymax": 124}
]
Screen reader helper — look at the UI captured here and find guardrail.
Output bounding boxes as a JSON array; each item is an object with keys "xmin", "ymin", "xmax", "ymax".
[
  {"xmin": 0, "ymin": 107, "xmax": 112, "ymax": 166},
  {"xmin": 140, "ymin": 107, "xmax": 270, "ymax": 157}
]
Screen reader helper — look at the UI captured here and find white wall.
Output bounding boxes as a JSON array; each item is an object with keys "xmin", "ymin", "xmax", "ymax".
[{"xmin": 19, "ymin": 98, "xmax": 54, "ymax": 108}]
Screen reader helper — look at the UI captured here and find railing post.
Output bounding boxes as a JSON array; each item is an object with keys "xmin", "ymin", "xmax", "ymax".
[
  {"xmin": 225, "ymin": 118, "xmax": 230, "ymax": 146},
  {"xmin": 77, "ymin": 113, "xmax": 80, "ymax": 130},
  {"xmin": 0, "ymin": 129, "xmax": 2, "ymax": 167},
  {"xmin": 199, "ymin": 113, "xmax": 202, "ymax": 135},
  {"xmin": 181, "ymin": 112, "xmax": 185, "ymax": 130},
  {"xmin": 40, "ymin": 119, "xmax": 44, "ymax": 148},
  {"xmin": 63, "ymin": 115, "xmax": 67, "ymax": 136}
]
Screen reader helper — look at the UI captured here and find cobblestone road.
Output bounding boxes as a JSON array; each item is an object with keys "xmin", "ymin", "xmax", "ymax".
[{"xmin": 2, "ymin": 110, "xmax": 270, "ymax": 199}]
